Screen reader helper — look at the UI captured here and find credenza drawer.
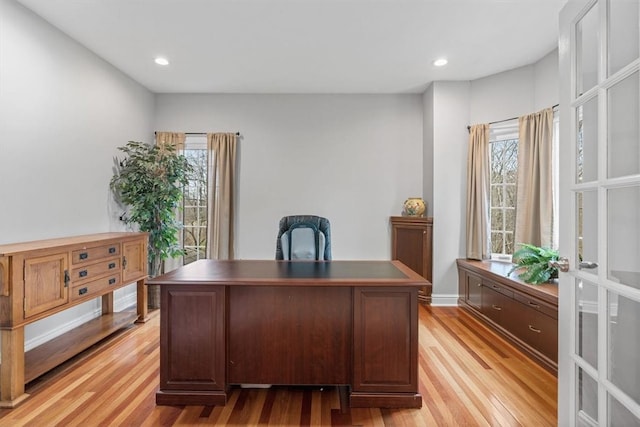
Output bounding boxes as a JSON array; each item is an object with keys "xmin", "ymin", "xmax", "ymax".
[
  {"xmin": 483, "ymin": 281, "xmax": 514, "ymax": 298},
  {"xmin": 71, "ymin": 274, "xmax": 121, "ymax": 300},
  {"xmin": 511, "ymin": 301, "xmax": 558, "ymax": 362},
  {"xmin": 72, "ymin": 243, "xmax": 121, "ymax": 265},
  {"xmin": 513, "ymin": 292, "xmax": 557, "ymax": 319},
  {"xmin": 72, "ymin": 258, "xmax": 120, "ymax": 282}
]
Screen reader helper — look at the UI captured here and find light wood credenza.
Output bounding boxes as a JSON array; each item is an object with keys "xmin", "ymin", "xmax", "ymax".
[{"xmin": 0, "ymin": 232, "xmax": 148, "ymax": 407}]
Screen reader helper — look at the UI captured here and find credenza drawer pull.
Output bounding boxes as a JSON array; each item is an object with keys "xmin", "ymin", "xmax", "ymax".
[
  {"xmin": 109, "ymin": 262, "xmax": 116, "ymax": 269},
  {"xmin": 492, "ymin": 304, "xmax": 502, "ymax": 311},
  {"xmin": 528, "ymin": 301, "xmax": 540, "ymax": 309},
  {"xmin": 79, "ymin": 270, "xmax": 88, "ymax": 278},
  {"xmin": 109, "ymin": 278, "xmax": 116, "ymax": 285},
  {"xmin": 78, "ymin": 287, "xmax": 88, "ymax": 295},
  {"xmin": 79, "ymin": 252, "xmax": 88, "ymax": 260},
  {"xmin": 528, "ymin": 325, "xmax": 541, "ymax": 333},
  {"xmin": 109, "ymin": 247, "xmax": 116, "ymax": 254}
]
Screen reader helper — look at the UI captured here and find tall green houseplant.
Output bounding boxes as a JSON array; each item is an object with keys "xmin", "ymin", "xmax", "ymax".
[{"xmin": 111, "ymin": 141, "xmax": 191, "ymax": 307}]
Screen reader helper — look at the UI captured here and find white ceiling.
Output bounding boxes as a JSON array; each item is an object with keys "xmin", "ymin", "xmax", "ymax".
[{"xmin": 16, "ymin": 0, "xmax": 567, "ymax": 94}]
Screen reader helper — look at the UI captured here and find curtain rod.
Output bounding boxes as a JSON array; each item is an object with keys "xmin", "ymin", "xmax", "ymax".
[
  {"xmin": 154, "ymin": 131, "xmax": 241, "ymax": 136},
  {"xmin": 466, "ymin": 104, "xmax": 559, "ymax": 132}
]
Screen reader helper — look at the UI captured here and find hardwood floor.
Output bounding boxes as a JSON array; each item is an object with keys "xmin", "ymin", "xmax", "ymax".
[{"xmin": 0, "ymin": 306, "xmax": 557, "ymax": 426}]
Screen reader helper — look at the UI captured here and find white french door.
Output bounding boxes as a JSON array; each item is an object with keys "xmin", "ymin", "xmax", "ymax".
[{"xmin": 559, "ymin": 0, "xmax": 640, "ymax": 425}]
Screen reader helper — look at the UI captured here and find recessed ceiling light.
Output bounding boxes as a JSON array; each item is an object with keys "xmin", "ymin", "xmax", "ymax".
[
  {"xmin": 154, "ymin": 57, "xmax": 169, "ymax": 66},
  {"xmin": 433, "ymin": 58, "xmax": 448, "ymax": 67}
]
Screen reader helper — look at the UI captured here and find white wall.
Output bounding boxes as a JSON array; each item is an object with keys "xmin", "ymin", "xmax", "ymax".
[
  {"xmin": 155, "ymin": 94, "xmax": 423, "ymax": 260},
  {"xmin": 425, "ymin": 49, "xmax": 559, "ymax": 305},
  {"xmin": 427, "ymin": 82, "xmax": 471, "ymax": 305},
  {"xmin": 422, "ymin": 85, "xmax": 434, "ymax": 218},
  {"xmin": 0, "ymin": 0, "xmax": 155, "ymax": 348},
  {"xmin": 470, "ymin": 49, "xmax": 559, "ymax": 124}
]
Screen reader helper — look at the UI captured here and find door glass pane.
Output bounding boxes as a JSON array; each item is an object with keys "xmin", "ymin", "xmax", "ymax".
[
  {"xmin": 608, "ymin": 291, "xmax": 640, "ymax": 404},
  {"xmin": 578, "ymin": 367, "xmax": 599, "ymax": 425},
  {"xmin": 609, "ymin": 393, "xmax": 640, "ymax": 426},
  {"xmin": 577, "ymin": 98, "xmax": 599, "ymax": 183},
  {"xmin": 609, "ymin": 0, "xmax": 639, "ymax": 77},
  {"xmin": 608, "ymin": 186, "xmax": 640, "ymax": 290},
  {"xmin": 577, "ymin": 4, "xmax": 599, "ymax": 95},
  {"xmin": 577, "ymin": 190, "xmax": 599, "ymax": 275},
  {"xmin": 608, "ymin": 72, "xmax": 640, "ymax": 178},
  {"xmin": 576, "ymin": 278, "xmax": 598, "ymax": 368}
]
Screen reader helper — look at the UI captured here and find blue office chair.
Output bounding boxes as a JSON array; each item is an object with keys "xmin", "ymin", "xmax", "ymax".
[{"xmin": 275, "ymin": 215, "xmax": 332, "ymax": 260}]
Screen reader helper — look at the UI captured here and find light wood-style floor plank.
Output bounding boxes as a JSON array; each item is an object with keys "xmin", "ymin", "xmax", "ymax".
[{"xmin": 0, "ymin": 306, "xmax": 557, "ymax": 426}]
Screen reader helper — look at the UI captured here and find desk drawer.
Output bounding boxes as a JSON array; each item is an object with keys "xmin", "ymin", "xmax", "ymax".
[
  {"xmin": 72, "ymin": 258, "xmax": 120, "ymax": 282},
  {"xmin": 71, "ymin": 274, "xmax": 120, "ymax": 300},
  {"xmin": 72, "ymin": 244, "xmax": 121, "ymax": 265}
]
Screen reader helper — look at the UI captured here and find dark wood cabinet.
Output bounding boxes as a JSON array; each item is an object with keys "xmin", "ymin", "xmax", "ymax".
[
  {"xmin": 390, "ymin": 216, "xmax": 432, "ymax": 304},
  {"xmin": 457, "ymin": 259, "xmax": 558, "ymax": 374},
  {"xmin": 150, "ymin": 260, "xmax": 425, "ymax": 409}
]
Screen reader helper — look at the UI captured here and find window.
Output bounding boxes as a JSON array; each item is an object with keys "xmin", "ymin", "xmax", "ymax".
[
  {"xmin": 490, "ymin": 121, "xmax": 519, "ymax": 258},
  {"xmin": 182, "ymin": 136, "xmax": 208, "ymax": 264},
  {"xmin": 488, "ymin": 113, "xmax": 560, "ymax": 259}
]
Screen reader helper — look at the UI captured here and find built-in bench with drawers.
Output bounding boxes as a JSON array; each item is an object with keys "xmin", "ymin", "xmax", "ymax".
[
  {"xmin": 457, "ymin": 258, "xmax": 558, "ymax": 374},
  {"xmin": 0, "ymin": 232, "xmax": 148, "ymax": 407}
]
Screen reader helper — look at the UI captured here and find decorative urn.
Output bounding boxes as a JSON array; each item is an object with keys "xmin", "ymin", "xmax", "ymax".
[{"xmin": 402, "ymin": 197, "xmax": 426, "ymax": 217}]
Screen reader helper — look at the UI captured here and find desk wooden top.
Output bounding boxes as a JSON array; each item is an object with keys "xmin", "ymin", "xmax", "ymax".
[{"xmin": 148, "ymin": 259, "xmax": 429, "ymax": 287}]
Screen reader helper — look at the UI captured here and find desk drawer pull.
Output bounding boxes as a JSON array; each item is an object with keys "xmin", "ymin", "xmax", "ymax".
[
  {"xmin": 109, "ymin": 278, "xmax": 116, "ymax": 285},
  {"xmin": 109, "ymin": 247, "xmax": 116, "ymax": 254},
  {"xmin": 78, "ymin": 287, "xmax": 88, "ymax": 295},
  {"xmin": 108, "ymin": 262, "xmax": 116, "ymax": 269},
  {"xmin": 528, "ymin": 325, "xmax": 541, "ymax": 333},
  {"xmin": 79, "ymin": 270, "xmax": 88, "ymax": 278},
  {"xmin": 79, "ymin": 252, "xmax": 88, "ymax": 260},
  {"xmin": 492, "ymin": 304, "xmax": 502, "ymax": 311}
]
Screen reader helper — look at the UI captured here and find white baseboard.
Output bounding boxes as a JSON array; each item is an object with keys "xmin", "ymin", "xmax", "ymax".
[
  {"xmin": 24, "ymin": 289, "xmax": 137, "ymax": 352},
  {"xmin": 431, "ymin": 294, "xmax": 460, "ymax": 306}
]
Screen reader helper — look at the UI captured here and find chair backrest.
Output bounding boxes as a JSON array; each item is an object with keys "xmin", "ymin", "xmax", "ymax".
[{"xmin": 275, "ymin": 215, "xmax": 332, "ymax": 260}]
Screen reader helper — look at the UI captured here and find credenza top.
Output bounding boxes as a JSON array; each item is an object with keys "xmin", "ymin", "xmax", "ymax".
[
  {"xmin": 457, "ymin": 258, "xmax": 558, "ymax": 303},
  {"xmin": 0, "ymin": 232, "xmax": 148, "ymax": 256},
  {"xmin": 148, "ymin": 259, "xmax": 429, "ymax": 287}
]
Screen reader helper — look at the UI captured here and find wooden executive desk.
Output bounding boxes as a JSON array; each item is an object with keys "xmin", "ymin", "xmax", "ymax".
[{"xmin": 148, "ymin": 259, "xmax": 427, "ymax": 408}]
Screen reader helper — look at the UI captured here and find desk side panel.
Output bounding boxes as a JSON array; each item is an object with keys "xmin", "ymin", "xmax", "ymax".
[
  {"xmin": 353, "ymin": 286, "xmax": 419, "ymax": 394},
  {"xmin": 160, "ymin": 285, "xmax": 226, "ymax": 391}
]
